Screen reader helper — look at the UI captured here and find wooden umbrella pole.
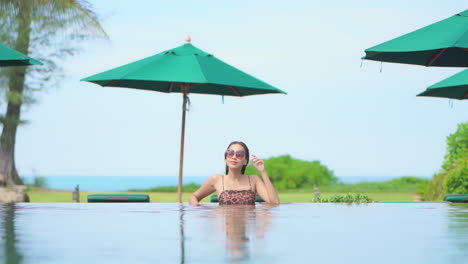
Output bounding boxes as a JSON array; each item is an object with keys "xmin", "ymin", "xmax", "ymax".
[{"xmin": 178, "ymin": 87, "xmax": 188, "ymax": 203}]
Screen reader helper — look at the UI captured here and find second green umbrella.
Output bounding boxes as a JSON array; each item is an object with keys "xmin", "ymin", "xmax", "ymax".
[{"xmin": 363, "ymin": 10, "xmax": 468, "ymax": 67}]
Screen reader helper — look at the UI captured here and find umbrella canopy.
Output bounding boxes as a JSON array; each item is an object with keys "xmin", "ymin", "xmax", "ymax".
[
  {"xmin": 363, "ymin": 10, "xmax": 468, "ymax": 67},
  {"xmin": 0, "ymin": 42, "xmax": 42, "ymax": 66},
  {"xmin": 82, "ymin": 42, "xmax": 284, "ymax": 96},
  {"xmin": 81, "ymin": 38, "xmax": 286, "ymax": 202},
  {"xmin": 418, "ymin": 69, "xmax": 468, "ymax": 100}
]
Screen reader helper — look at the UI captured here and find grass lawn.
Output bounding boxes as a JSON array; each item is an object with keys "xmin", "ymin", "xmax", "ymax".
[{"xmin": 26, "ymin": 187, "xmax": 415, "ymax": 203}]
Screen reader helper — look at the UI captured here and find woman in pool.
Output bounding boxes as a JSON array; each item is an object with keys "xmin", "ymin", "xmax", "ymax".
[{"xmin": 189, "ymin": 141, "xmax": 280, "ymax": 206}]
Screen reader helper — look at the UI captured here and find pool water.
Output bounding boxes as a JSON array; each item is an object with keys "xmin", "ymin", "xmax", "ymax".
[{"xmin": 0, "ymin": 202, "xmax": 467, "ymax": 264}]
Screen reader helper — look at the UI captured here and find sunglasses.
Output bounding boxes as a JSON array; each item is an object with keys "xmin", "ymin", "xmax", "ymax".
[{"xmin": 225, "ymin": 149, "xmax": 246, "ymax": 160}]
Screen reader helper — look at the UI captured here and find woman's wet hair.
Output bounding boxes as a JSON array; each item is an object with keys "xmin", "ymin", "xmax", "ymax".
[{"xmin": 225, "ymin": 141, "xmax": 250, "ymax": 174}]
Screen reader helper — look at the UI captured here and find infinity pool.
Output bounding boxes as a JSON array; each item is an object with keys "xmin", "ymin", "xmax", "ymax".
[{"xmin": 1, "ymin": 202, "xmax": 467, "ymax": 263}]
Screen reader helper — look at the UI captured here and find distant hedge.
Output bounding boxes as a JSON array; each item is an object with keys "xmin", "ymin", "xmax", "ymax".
[
  {"xmin": 320, "ymin": 176, "xmax": 430, "ymax": 193},
  {"xmin": 245, "ymin": 155, "xmax": 337, "ymax": 190},
  {"xmin": 128, "ymin": 183, "xmax": 201, "ymax": 193}
]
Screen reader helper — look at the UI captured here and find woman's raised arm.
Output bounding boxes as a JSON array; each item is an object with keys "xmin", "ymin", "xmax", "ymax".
[{"xmin": 251, "ymin": 155, "xmax": 280, "ymax": 204}]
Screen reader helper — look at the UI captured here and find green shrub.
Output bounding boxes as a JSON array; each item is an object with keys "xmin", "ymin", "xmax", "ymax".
[
  {"xmin": 245, "ymin": 155, "xmax": 337, "ymax": 190},
  {"xmin": 425, "ymin": 157, "xmax": 468, "ymax": 201},
  {"xmin": 443, "ymin": 123, "xmax": 468, "ymax": 171},
  {"xmin": 314, "ymin": 193, "xmax": 374, "ymax": 203},
  {"xmin": 425, "ymin": 172, "xmax": 447, "ymax": 201},
  {"xmin": 426, "ymin": 122, "xmax": 468, "ymax": 200},
  {"xmin": 445, "ymin": 156, "xmax": 468, "ymax": 195}
]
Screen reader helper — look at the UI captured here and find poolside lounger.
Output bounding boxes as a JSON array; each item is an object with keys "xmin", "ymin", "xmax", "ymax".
[
  {"xmin": 444, "ymin": 194, "xmax": 468, "ymax": 203},
  {"xmin": 88, "ymin": 194, "xmax": 150, "ymax": 203}
]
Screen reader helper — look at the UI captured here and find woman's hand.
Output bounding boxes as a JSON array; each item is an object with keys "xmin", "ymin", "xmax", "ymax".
[
  {"xmin": 252, "ymin": 155, "xmax": 265, "ymax": 173},
  {"xmin": 189, "ymin": 194, "xmax": 200, "ymax": 206},
  {"xmin": 251, "ymin": 155, "xmax": 280, "ymax": 204}
]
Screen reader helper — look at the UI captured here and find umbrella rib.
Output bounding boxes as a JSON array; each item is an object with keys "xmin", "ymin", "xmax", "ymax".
[
  {"xmin": 106, "ymin": 79, "xmax": 122, "ymax": 86},
  {"xmin": 169, "ymin": 82, "xmax": 174, "ymax": 93},
  {"xmin": 172, "ymin": 82, "xmax": 201, "ymax": 93},
  {"xmin": 427, "ymin": 48, "xmax": 447, "ymax": 66},
  {"xmin": 229, "ymin": 86, "xmax": 241, "ymax": 96}
]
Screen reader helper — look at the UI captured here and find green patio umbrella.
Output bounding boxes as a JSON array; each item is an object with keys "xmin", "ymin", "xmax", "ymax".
[
  {"xmin": 0, "ymin": 42, "xmax": 42, "ymax": 66},
  {"xmin": 81, "ymin": 37, "xmax": 286, "ymax": 203},
  {"xmin": 363, "ymin": 10, "xmax": 468, "ymax": 67},
  {"xmin": 417, "ymin": 69, "xmax": 468, "ymax": 99}
]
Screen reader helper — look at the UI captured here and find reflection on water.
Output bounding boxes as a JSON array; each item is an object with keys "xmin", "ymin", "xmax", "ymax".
[
  {"xmin": 214, "ymin": 205, "xmax": 274, "ymax": 263},
  {"xmin": 0, "ymin": 202, "xmax": 467, "ymax": 263},
  {"xmin": 222, "ymin": 206, "xmax": 251, "ymax": 262},
  {"xmin": 448, "ymin": 204, "xmax": 468, "ymax": 262},
  {"xmin": 0, "ymin": 203, "xmax": 23, "ymax": 264},
  {"xmin": 179, "ymin": 204, "xmax": 185, "ymax": 264}
]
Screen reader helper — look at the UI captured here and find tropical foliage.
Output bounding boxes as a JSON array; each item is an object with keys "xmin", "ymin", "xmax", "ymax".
[
  {"xmin": 426, "ymin": 122, "xmax": 468, "ymax": 200},
  {"xmin": 442, "ymin": 122, "xmax": 468, "ymax": 170},
  {"xmin": 244, "ymin": 155, "xmax": 337, "ymax": 190},
  {"xmin": 0, "ymin": 0, "xmax": 107, "ymax": 185},
  {"xmin": 31, "ymin": 176, "xmax": 48, "ymax": 188}
]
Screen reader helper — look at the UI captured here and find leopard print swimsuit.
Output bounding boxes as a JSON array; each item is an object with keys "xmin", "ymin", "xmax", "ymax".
[{"xmin": 219, "ymin": 175, "xmax": 256, "ymax": 205}]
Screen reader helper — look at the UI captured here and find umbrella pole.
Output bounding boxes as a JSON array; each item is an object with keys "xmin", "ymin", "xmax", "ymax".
[{"xmin": 178, "ymin": 90, "xmax": 188, "ymax": 203}]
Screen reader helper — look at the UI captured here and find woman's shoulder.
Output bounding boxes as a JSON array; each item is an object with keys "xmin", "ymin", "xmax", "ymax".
[
  {"xmin": 208, "ymin": 174, "xmax": 223, "ymax": 182},
  {"xmin": 247, "ymin": 174, "xmax": 261, "ymax": 181}
]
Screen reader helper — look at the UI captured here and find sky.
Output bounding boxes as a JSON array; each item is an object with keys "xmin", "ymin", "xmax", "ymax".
[{"xmin": 12, "ymin": 0, "xmax": 468, "ymax": 179}]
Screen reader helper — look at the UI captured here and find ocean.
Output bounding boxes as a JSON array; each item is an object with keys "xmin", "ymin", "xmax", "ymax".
[
  {"xmin": 21, "ymin": 175, "xmax": 413, "ymax": 192},
  {"xmin": 22, "ymin": 176, "xmax": 208, "ymax": 192}
]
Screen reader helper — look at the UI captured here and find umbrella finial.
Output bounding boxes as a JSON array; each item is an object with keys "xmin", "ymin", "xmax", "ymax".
[{"xmin": 185, "ymin": 35, "xmax": 191, "ymax": 44}]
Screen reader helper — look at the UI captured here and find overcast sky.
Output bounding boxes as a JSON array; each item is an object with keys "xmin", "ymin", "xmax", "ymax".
[{"xmin": 14, "ymin": 0, "xmax": 468, "ymax": 179}]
